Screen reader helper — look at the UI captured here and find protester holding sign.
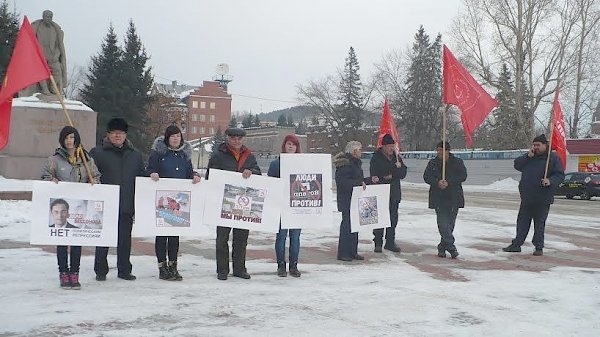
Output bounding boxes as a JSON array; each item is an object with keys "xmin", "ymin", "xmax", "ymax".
[
  {"xmin": 268, "ymin": 134, "xmax": 302, "ymax": 277},
  {"xmin": 41, "ymin": 126, "xmax": 101, "ymax": 289},
  {"xmin": 206, "ymin": 127, "xmax": 261, "ymax": 280},
  {"xmin": 147, "ymin": 125, "xmax": 201, "ymax": 281}
]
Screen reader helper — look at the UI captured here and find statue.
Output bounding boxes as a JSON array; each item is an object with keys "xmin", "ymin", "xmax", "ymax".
[{"xmin": 25, "ymin": 10, "xmax": 67, "ymax": 96}]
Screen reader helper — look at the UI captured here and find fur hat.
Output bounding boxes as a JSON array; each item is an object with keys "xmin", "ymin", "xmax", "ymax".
[
  {"xmin": 106, "ymin": 118, "xmax": 128, "ymax": 132},
  {"xmin": 164, "ymin": 125, "xmax": 182, "ymax": 148},
  {"xmin": 436, "ymin": 141, "xmax": 451, "ymax": 150},
  {"xmin": 281, "ymin": 134, "xmax": 301, "ymax": 153},
  {"xmin": 382, "ymin": 134, "xmax": 395, "ymax": 145},
  {"xmin": 532, "ymin": 134, "xmax": 548, "ymax": 144},
  {"xmin": 58, "ymin": 125, "xmax": 81, "ymax": 149}
]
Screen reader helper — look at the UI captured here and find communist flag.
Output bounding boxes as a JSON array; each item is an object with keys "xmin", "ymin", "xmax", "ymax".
[
  {"xmin": 551, "ymin": 89, "xmax": 567, "ymax": 169},
  {"xmin": 377, "ymin": 97, "xmax": 401, "ymax": 153},
  {"xmin": 0, "ymin": 16, "xmax": 51, "ymax": 150},
  {"xmin": 443, "ymin": 45, "xmax": 497, "ymax": 147}
]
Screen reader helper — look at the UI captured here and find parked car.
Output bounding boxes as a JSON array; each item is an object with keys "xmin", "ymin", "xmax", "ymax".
[{"xmin": 556, "ymin": 172, "xmax": 600, "ymax": 200}]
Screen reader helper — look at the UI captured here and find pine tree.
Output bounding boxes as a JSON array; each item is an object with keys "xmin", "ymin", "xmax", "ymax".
[
  {"xmin": 491, "ymin": 63, "xmax": 519, "ymax": 149},
  {"xmin": 121, "ymin": 20, "xmax": 154, "ymax": 151},
  {"xmin": 0, "ymin": 0, "xmax": 20, "ymax": 82},
  {"xmin": 211, "ymin": 126, "xmax": 226, "ymax": 153},
  {"xmin": 80, "ymin": 25, "xmax": 124, "ymax": 144},
  {"xmin": 253, "ymin": 114, "xmax": 260, "ymax": 127},
  {"xmin": 229, "ymin": 115, "xmax": 238, "ymax": 127},
  {"xmin": 287, "ymin": 114, "xmax": 294, "ymax": 127},
  {"xmin": 295, "ymin": 118, "xmax": 307, "ymax": 135},
  {"xmin": 277, "ymin": 114, "xmax": 287, "ymax": 126},
  {"xmin": 338, "ymin": 46, "xmax": 363, "ymax": 131},
  {"xmin": 242, "ymin": 113, "xmax": 253, "ymax": 128},
  {"xmin": 399, "ymin": 26, "xmax": 443, "ymax": 150}
]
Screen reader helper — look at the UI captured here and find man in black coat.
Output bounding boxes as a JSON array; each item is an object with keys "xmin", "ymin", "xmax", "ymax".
[
  {"xmin": 334, "ymin": 141, "xmax": 378, "ymax": 262},
  {"xmin": 369, "ymin": 134, "xmax": 407, "ymax": 253},
  {"xmin": 206, "ymin": 128, "xmax": 261, "ymax": 280},
  {"xmin": 503, "ymin": 134, "xmax": 565, "ymax": 256},
  {"xmin": 423, "ymin": 141, "xmax": 467, "ymax": 259},
  {"xmin": 90, "ymin": 118, "xmax": 144, "ymax": 281}
]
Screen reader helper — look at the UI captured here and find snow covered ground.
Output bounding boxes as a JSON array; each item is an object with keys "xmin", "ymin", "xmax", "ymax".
[{"xmin": 1, "ymin": 190, "xmax": 599, "ymax": 336}]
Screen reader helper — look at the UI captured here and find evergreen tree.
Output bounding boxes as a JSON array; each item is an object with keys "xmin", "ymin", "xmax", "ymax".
[
  {"xmin": 295, "ymin": 118, "xmax": 307, "ymax": 135},
  {"xmin": 80, "ymin": 25, "xmax": 124, "ymax": 144},
  {"xmin": 0, "ymin": 1, "xmax": 20, "ymax": 83},
  {"xmin": 490, "ymin": 63, "xmax": 520, "ymax": 149},
  {"xmin": 229, "ymin": 115, "xmax": 237, "ymax": 127},
  {"xmin": 121, "ymin": 20, "xmax": 154, "ymax": 151},
  {"xmin": 287, "ymin": 114, "xmax": 295, "ymax": 127},
  {"xmin": 211, "ymin": 126, "xmax": 226, "ymax": 153},
  {"xmin": 338, "ymin": 46, "xmax": 363, "ymax": 131},
  {"xmin": 253, "ymin": 114, "xmax": 260, "ymax": 127},
  {"xmin": 399, "ymin": 26, "xmax": 443, "ymax": 150},
  {"xmin": 242, "ymin": 113, "xmax": 253, "ymax": 128},
  {"xmin": 277, "ymin": 113, "xmax": 287, "ymax": 126}
]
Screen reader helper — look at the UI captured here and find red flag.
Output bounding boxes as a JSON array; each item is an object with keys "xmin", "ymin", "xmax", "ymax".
[
  {"xmin": 442, "ymin": 45, "xmax": 497, "ymax": 147},
  {"xmin": 377, "ymin": 97, "xmax": 401, "ymax": 153},
  {"xmin": 0, "ymin": 16, "xmax": 51, "ymax": 150},
  {"xmin": 551, "ymin": 89, "xmax": 567, "ymax": 169}
]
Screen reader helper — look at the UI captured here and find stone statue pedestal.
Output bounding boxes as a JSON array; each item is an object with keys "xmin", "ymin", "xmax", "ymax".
[{"xmin": 0, "ymin": 95, "xmax": 97, "ymax": 180}]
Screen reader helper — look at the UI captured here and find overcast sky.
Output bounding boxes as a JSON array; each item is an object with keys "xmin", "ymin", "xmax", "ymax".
[{"xmin": 15, "ymin": 0, "xmax": 462, "ymax": 114}]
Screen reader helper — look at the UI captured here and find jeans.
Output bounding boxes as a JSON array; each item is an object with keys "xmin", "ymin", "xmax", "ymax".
[
  {"xmin": 373, "ymin": 200, "xmax": 400, "ymax": 245},
  {"xmin": 275, "ymin": 226, "xmax": 301, "ymax": 264},
  {"xmin": 155, "ymin": 236, "xmax": 179, "ymax": 262},
  {"xmin": 435, "ymin": 205, "xmax": 459, "ymax": 252},
  {"xmin": 57, "ymin": 245, "xmax": 81, "ymax": 273},
  {"xmin": 512, "ymin": 202, "xmax": 550, "ymax": 249},
  {"xmin": 94, "ymin": 213, "xmax": 133, "ymax": 276}
]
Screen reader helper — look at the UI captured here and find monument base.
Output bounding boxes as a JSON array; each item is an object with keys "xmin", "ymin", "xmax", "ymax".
[{"xmin": 0, "ymin": 95, "xmax": 97, "ymax": 180}]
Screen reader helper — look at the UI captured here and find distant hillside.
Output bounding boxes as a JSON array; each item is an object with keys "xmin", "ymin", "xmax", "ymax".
[{"xmin": 259, "ymin": 105, "xmax": 320, "ymax": 122}]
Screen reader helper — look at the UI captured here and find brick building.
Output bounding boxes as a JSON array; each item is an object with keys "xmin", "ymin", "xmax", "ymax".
[{"xmin": 186, "ymin": 81, "xmax": 232, "ymax": 140}]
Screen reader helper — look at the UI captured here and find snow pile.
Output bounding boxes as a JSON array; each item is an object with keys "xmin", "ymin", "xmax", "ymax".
[{"xmin": 0, "ymin": 176, "xmax": 33, "ymax": 192}]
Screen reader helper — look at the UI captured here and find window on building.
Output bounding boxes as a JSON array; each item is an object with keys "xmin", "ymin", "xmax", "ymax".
[
  {"xmin": 210, "ymin": 127, "xmax": 215, "ymax": 134},
  {"xmin": 199, "ymin": 127, "xmax": 205, "ymax": 134},
  {"xmin": 191, "ymin": 114, "xmax": 198, "ymax": 122},
  {"xmin": 199, "ymin": 114, "xmax": 205, "ymax": 122},
  {"xmin": 192, "ymin": 101, "xmax": 198, "ymax": 108},
  {"xmin": 210, "ymin": 115, "xmax": 215, "ymax": 122},
  {"xmin": 210, "ymin": 102, "xmax": 216, "ymax": 109},
  {"xmin": 191, "ymin": 126, "xmax": 197, "ymax": 133},
  {"xmin": 200, "ymin": 101, "xmax": 206, "ymax": 109}
]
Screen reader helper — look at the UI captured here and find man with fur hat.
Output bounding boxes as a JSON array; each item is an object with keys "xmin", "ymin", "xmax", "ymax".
[
  {"xmin": 206, "ymin": 127, "xmax": 261, "ymax": 280},
  {"xmin": 369, "ymin": 134, "xmax": 407, "ymax": 253},
  {"xmin": 423, "ymin": 141, "xmax": 467, "ymax": 259},
  {"xmin": 503, "ymin": 134, "xmax": 565, "ymax": 256},
  {"xmin": 91, "ymin": 118, "xmax": 144, "ymax": 281}
]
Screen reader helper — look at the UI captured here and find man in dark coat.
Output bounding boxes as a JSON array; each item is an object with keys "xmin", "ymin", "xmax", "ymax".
[
  {"xmin": 369, "ymin": 134, "xmax": 407, "ymax": 253},
  {"xmin": 90, "ymin": 118, "xmax": 144, "ymax": 281},
  {"xmin": 503, "ymin": 134, "xmax": 565, "ymax": 256},
  {"xmin": 334, "ymin": 141, "xmax": 378, "ymax": 262},
  {"xmin": 206, "ymin": 127, "xmax": 261, "ymax": 280},
  {"xmin": 423, "ymin": 141, "xmax": 467, "ymax": 259}
]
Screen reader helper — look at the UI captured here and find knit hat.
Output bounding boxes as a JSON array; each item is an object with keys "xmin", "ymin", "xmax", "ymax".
[
  {"xmin": 164, "ymin": 125, "xmax": 183, "ymax": 148},
  {"xmin": 106, "ymin": 118, "xmax": 128, "ymax": 132},
  {"xmin": 436, "ymin": 141, "xmax": 451, "ymax": 150},
  {"xmin": 58, "ymin": 125, "xmax": 81, "ymax": 149},
  {"xmin": 382, "ymin": 134, "xmax": 395, "ymax": 145},
  {"xmin": 532, "ymin": 134, "xmax": 548, "ymax": 144},
  {"xmin": 281, "ymin": 134, "xmax": 301, "ymax": 153}
]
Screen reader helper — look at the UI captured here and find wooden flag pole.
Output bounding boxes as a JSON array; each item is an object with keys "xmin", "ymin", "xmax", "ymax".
[
  {"xmin": 442, "ymin": 104, "xmax": 450, "ymax": 180},
  {"xmin": 49, "ymin": 74, "xmax": 95, "ymax": 184}
]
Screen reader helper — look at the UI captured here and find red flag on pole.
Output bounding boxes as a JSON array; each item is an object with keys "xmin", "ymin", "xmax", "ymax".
[
  {"xmin": 442, "ymin": 45, "xmax": 497, "ymax": 147},
  {"xmin": 0, "ymin": 16, "xmax": 52, "ymax": 150},
  {"xmin": 551, "ymin": 89, "xmax": 567, "ymax": 169},
  {"xmin": 377, "ymin": 97, "xmax": 401, "ymax": 153}
]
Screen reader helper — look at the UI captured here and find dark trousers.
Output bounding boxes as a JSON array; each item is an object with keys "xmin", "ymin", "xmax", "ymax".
[
  {"xmin": 373, "ymin": 200, "xmax": 400, "ymax": 245},
  {"xmin": 155, "ymin": 236, "xmax": 179, "ymax": 263},
  {"xmin": 337, "ymin": 209, "xmax": 358, "ymax": 259},
  {"xmin": 512, "ymin": 202, "xmax": 550, "ymax": 249},
  {"xmin": 57, "ymin": 245, "xmax": 81, "ymax": 273},
  {"xmin": 94, "ymin": 213, "xmax": 133, "ymax": 276},
  {"xmin": 216, "ymin": 226, "xmax": 249, "ymax": 275},
  {"xmin": 435, "ymin": 205, "xmax": 459, "ymax": 252}
]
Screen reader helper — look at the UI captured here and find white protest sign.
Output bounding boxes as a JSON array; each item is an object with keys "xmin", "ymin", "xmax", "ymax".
[{"xmin": 350, "ymin": 184, "xmax": 391, "ymax": 233}]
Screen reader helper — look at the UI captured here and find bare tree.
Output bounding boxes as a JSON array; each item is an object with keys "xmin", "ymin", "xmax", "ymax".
[{"xmin": 64, "ymin": 64, "xmax": 86, "ymax": 100}]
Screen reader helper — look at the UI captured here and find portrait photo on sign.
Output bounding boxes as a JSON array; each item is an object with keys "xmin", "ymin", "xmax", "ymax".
[
  {"xmin": 221, "ymin": 184, "xmax": 266, "ymax": 223},
  {"xmin": 48, "ymin": 198, "xmax": 104, "ymax": 229},
  {"xmin": 155, "ymin": 190, "xmax": 191, "ymax": 227},
  {"xmin": 289, "ymin": 173, "xmax": 323, "ymax": 210},
  {"xmin": 358, "ymin": 196, "xmax": 378, "ymax": 226}
]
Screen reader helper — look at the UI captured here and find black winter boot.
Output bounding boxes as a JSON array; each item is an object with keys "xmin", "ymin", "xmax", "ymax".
[
  {"xmin": 158, "ymin": 262, "xmax": 174, "ymax": 280},
  {"xmin": 169, "ymin": 261, "xmax": 183, "ymax": 281},
  {"xmin": 502, "ymin": 244, "xmax": 521, "ymax": 252},
  {"xmin": 289, "ymin": 262, "xmax": 301, "ymax": 278},
  {"xmin": 277, "ymin": 262, "xmax": 287, "ymax": 277}
]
